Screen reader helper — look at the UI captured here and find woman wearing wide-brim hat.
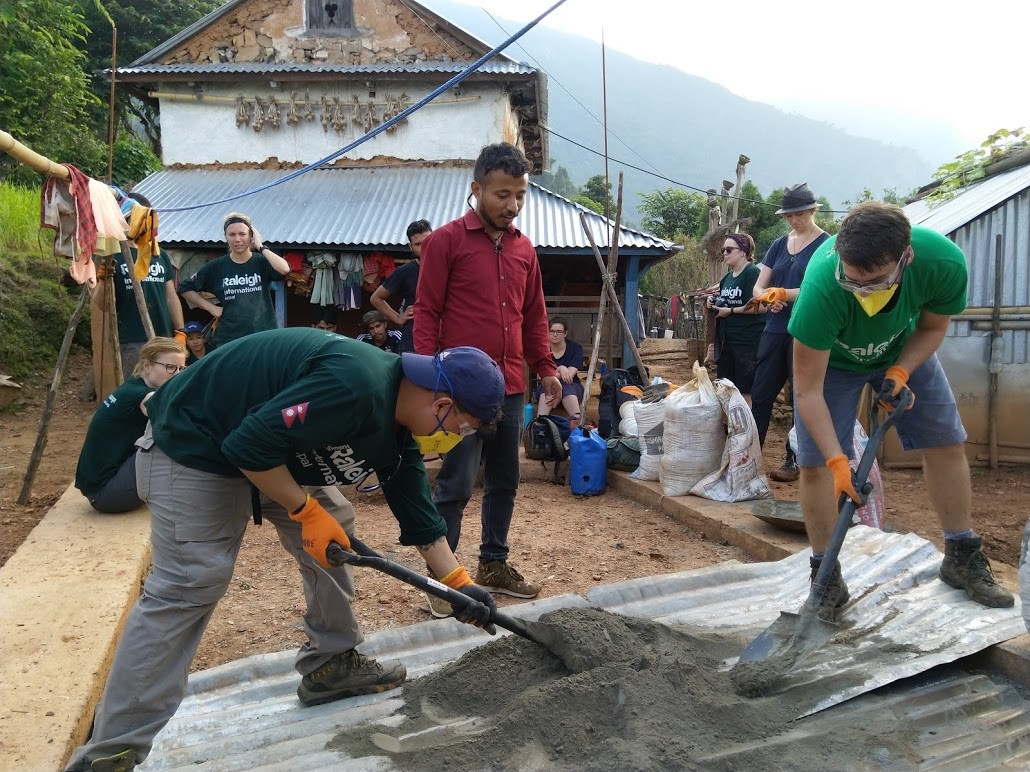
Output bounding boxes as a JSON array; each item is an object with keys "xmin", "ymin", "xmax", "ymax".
[{"xmin": 750, "ymin": 183, "xmax": 830, "ymax": 482}]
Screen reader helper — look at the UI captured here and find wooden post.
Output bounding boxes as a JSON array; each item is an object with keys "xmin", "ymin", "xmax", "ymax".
[
  {"xmin": 731, "ymin": 155, "xmax": 750, "ymax": 227},
  {"xmin": 121, "ymin": 242, "xmax": 156, "ymax": 340},
  {"xmin": 18, "ymin": 286, "xmax": 90, "ymax": 504},
  {"xmin": 580, "ymin": 211, "xmax": 648, "ymax": 379},
  {"xmin": 580, "ymin": 173, "xmax": 624, "ymax": 418},
  {"xmin": 988, "ymin": 234, "xmax": 1004, "ymax": 470}
]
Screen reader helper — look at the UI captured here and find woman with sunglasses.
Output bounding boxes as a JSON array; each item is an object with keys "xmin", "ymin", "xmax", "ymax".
[
  {"xmin": 749, "ymin": 183, "xmax": 830, "ymax": 481},
  {"xmin": 706, "ymin": 233, "xmax": 768, "ymax": 406},
  {"xmin": 74, "ymin": 336, "xmax": 187, "ymax": 513}
]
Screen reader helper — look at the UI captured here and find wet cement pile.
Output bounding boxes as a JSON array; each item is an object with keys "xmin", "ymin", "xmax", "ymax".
[{"xmin": 329, "ymin": 607, "xmax": 919, "ymax": 771}]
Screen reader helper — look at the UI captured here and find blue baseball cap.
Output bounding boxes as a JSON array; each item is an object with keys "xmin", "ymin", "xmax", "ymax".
[
  {"xmin": 401, "ymin": 347, "xmax": 504, "ymax": 421},
  {"xmin": 182, "ymin": 321, "xmax": 205, "ymax": 334}
]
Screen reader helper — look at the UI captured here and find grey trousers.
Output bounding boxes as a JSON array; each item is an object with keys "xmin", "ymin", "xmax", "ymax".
[
  {"xmin": 65, "ymin": 438, "xmax": 361, "ymax": 769},
  {"xmin": 86, "ymin": 452, "xmax": 142, "ymax": 514}
]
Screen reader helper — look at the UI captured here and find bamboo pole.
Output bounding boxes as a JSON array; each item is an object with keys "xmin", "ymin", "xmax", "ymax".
[
  {"xmin": 17, "ymin": 287, "xmax": 90, "ymax": 504},
  {"xmin": 121, "ymin": 242, "xmax": 157, "ymax": 340},
  {"xmin": 580, "ymin": 210, "xmax": 648, "ymax": 379},
  {"xmin": 0, "ymin": 129, "xmax": 71, "ymax": 180},
  {"xmin": 580, "ymin": 173, "xmax": 624, "ymax": 419}
]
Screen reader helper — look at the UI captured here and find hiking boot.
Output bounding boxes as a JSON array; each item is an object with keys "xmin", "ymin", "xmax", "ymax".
[
  {"xmin": 809, "ymin": 557, "xmax": 850, "ymax": 619},
  {"xmin": 89, "ymin": 750, "xmax": 138, "ymax": 772},
  {"xmin": 425, "ymin": 590, "xmax": 453, "ymax": 619},
  {"xmin": 939, "ymin": 536, "xmax": 1014, "ymax": 608},
  {"xmin": 297, "ymin": 649, "xmax": 406, "ymax": 707},
  {"xmin": 769, "ymin": 455, "xmax": 800, "ymax": 482},
  {"xmin": 474, "ymin": 560, "xmax": 541, "ymax": 598}
]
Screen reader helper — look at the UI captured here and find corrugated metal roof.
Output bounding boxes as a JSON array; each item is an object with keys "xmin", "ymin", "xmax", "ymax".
[
  {"xmin": 131, "ymin": 0, "xmax": 515, "ymax": 67},
  {"xmin": 132, "ymin": 167, "xmax": 676, "ymax": 254},
  {"xmin": 116, "ymin": 61, "xmax": 537, "ymax": 78},
  {"xmin": 904, "ymin": 161, "xmax": 1030, "ymax": 235},
  {"xmin": 141, "ymin": 528, "xmax": 1026, "ymax": 769}
]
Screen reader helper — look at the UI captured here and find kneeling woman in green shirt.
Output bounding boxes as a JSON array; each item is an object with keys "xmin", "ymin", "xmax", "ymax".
[{"xmin": 74, "ymin": 337, "xmax": 186, "ymax": 513}]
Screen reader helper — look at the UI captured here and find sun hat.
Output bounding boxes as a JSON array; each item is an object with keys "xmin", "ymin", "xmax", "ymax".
[
  {"xmin": 401, "ymin": 346, "xmax": 504, "ymax": 421},
  {"xmin": 775, "ymin": 183, "xmax": 821, "ymax": 215}
]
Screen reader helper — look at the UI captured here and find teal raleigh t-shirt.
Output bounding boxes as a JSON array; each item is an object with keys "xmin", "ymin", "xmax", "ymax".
[{"xmin": 178, "ymin": 253, "xmax": 281, "ymax": 347}]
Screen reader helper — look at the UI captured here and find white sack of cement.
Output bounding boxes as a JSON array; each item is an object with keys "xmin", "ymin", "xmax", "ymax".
[
  {"xmin": 659, "ymin": 362, "xmax": 724, "ymax": 495},
  {"xmin": 629, "ymin": 399, "xmax": 668, "ymax": 481},
  {"xmin": 689, "ymin": 377, "xmax": 771, "ymax": 502},
  {"xmin": 618, "ymin": 398, "xmax": 639, "ymax": 437}
]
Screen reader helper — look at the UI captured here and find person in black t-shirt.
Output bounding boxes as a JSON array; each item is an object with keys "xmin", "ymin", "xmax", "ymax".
[
  {"xmin": 357, "ymin": 310, "xmax": 402, "ymax": 353},
  {"xmin": 371, "ymin": 219, "xmax": 431, "ymax": 353}
]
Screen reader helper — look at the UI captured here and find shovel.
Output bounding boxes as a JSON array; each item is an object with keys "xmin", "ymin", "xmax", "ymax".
[
  {"xmin": 732, "ymin": 386, "xmax": 913, "ymax": 689},
  {"xmin": 326, "ymin": 537, "xmax": 566, "ymax": 658}
]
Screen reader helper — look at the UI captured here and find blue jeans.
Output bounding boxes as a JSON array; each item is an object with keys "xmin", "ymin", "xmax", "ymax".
[{"xmin": 433, "ymin": 393, "xmax": 524, "ymax": 564}]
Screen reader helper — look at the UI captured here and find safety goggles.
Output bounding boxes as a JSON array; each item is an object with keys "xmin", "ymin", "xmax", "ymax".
[{"xmin": 834, "ymin": 248, "xmax": 909, "ymax": 293}]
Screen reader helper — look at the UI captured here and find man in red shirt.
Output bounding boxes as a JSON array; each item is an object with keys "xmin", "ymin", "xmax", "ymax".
[{"xmin": 415, "ymin": 143, "xmax": 561, "ymax": 616}]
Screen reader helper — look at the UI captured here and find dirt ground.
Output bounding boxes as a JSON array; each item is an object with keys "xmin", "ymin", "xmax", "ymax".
[{"xmin": 1, "ymin": 352, "xmax": 1027, "ymax": 673}]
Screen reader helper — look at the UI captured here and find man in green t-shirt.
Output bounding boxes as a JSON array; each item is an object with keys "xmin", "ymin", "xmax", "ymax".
[
  {"xmin": 66, "ymin": 329, "xmax": 505, "ymax": 772},
  {"xmin": 788, "ymin": 201, "xmax": 1012, "ymax": 617}
]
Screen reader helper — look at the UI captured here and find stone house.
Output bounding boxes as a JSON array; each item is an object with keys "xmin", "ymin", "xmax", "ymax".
[{"xmin": 119, "ymin": 0, "xmax": 676, "ymax": 356}]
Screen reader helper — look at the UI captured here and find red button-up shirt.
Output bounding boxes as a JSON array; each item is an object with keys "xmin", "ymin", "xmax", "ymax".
[{"xmin": 414, "ymin": 209, "xmax": 556, "ymax": 394}]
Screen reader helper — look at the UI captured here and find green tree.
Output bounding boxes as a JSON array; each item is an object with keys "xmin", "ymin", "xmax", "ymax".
[
  {"xmin": 0, "ymin": 0, "xmax": 105, "ymax": 184},
  {"xmin": 637, "ymin": 188, "xmax": 707, "ymax": 241},
  {"xmin": 581, "ymin": 174, "xmax": 614, "ymax": 216},
  {"xmin": 573, "ymin": 195, "xmax": 605, "ymax": 215},
  {"xmin": 532, "ymin": 160, "xmax": 578, "ymax": 200},
  {"xmin": 80, "ymin": 0, "xmax": 221, "ymax": 152},
  {"xmin": 639, "ymin": 236, "xmax": 708, "ymax": 297}
]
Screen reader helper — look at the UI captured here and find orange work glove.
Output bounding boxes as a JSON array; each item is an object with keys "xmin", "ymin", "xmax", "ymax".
[
  {"xmin": 288, "ymin": 494, "xmax": 351, "ymax": 569},
  {"xmin": 878, "ymin": 365, "xmax": 914, "ymax": 412},
  {"xmin": 825, "ymin": 454, "xmax": 864, "ymax": 507},
  {"xmin": 173, "ymin": 330, "xmax": 187, "ymax": 347},
  {"xmin": 440, "ymin": 566, "xmax": 496, "ymax": 628},
  {"xmin": 757, "ymin": 287, "xmax": 788, "ymax": 304}
]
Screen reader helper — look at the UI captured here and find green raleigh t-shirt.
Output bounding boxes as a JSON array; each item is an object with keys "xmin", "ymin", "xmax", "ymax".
[
  {"xmin": 74, "ymin": 376, "xmax": 151, "ymax": 495},
  {"xmin": 178, "ymin": 253, "xmax": 281, "ymax": 347},
  {"xmin": 788, "ymin": 226, "xmax": 967, "ymax": 372},
  {"xmin": 144, "ymin": 328, "xmax": 447, "ymax": 546},
  {"xmin": 717, "ymin": 263, "xmax": 765, "ymax": 346},
  {"xmin": 115, "ymin": 248, "xmax": 175, "ymax": 343}
]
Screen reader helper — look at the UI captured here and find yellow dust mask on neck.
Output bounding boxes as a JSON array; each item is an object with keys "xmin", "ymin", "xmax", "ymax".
[{"xmin": 853, "ymin": 285, "xmax": 898, "ymax": 316}]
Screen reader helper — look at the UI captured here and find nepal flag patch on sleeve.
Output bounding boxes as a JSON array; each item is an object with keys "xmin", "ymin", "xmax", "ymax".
[{"xmin": 281, "ymin": 402, "xmax": 310, "ymax": 429}]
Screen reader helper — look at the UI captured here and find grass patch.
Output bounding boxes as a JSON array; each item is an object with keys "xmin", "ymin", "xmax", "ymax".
[
  {"xmin": 0, "ymin": 252, "xmax": 90, "ymax": 382},
  {"xmin": 0, "ymin": 182, "xmax": 53, "ymax": 255}
]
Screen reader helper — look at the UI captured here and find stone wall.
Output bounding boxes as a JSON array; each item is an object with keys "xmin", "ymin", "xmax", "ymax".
[{"xmin": 163, "ymin": 0, "xmax": 480, "ymax": 66}]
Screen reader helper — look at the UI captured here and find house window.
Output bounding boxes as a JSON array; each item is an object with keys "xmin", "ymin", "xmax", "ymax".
[{"xmin": 307, "ymin": 0, "xmax": 354, "ymax": 30}]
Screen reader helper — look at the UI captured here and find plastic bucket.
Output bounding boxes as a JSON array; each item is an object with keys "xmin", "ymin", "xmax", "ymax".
[{"xmin": 569, "ymin": 427, "xmax": 607, "ymax": 495}]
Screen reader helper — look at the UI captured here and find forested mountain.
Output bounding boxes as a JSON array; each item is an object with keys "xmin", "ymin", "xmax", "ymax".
[{"xmin": 427, "ymin": 0, "xmax": 933, "ymax": 213}]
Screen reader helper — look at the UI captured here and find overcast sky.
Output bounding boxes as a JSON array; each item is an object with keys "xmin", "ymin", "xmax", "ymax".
[{"xmin": 444, "ymin": 0, "xmax": 1027, "ymax": 152}]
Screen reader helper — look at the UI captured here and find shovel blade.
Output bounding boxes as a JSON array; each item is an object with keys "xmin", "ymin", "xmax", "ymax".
[
  {"xmin": 738, "ymin": 611, "xmax": 801, "ymax": 663},
  {"xmin": 738, "ymin": 610, "xmax": 841, "ymax": 664}
]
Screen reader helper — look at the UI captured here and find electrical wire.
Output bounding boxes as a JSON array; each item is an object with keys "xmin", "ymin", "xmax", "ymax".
[
  {"xmin": 481, "ymin": 9, "xmax": 663, "ymax": 178},
  {"xmin": 156, "ymin": 0, "xmax": 570, "ymax": 213},
  {"xmin": 542, "ymin": 124, "xmax": 850, "ymax": 214}
]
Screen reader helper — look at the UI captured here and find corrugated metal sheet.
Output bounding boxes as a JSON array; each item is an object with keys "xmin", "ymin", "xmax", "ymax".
[
  {"xmin": 904, "ymin": 164, "xmax": 1030, "ymax": 366},
  {"xmin": 132, "ymin": 167, "xmax": 676, "ymax": 254},
  {"xmin": 140, "ymin": 528, "xmax": 1026, "ymax": 769},
  {"xmin": 116, "ymin": 61, "xmax": 536, "ymax": 78},
  {"xmin": 904, "ymin": 162, "xmax": 1030, "ymax": 236}
]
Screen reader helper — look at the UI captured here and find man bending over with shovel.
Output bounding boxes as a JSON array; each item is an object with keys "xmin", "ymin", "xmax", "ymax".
[
  {"xmin": 66, "ymin": 328, "xmax": 502, "ymax": 772},
  {"xmin": 789, "ymin": 201, "xmax": 1013, "ymax": 617}
]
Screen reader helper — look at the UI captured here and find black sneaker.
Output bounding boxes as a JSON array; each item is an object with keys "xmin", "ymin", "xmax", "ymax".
[
  {"xmin": 939, "ymin": 536, "xmax": 1014, "ymax": 608},
  {"xmin": 809, "ymin": 557, "xmax": 850, "ymax": 619},
  {"xmin": 769, "ymin": 455, "xmax": 800, "ymax": 482},
  {"xmin": 297, "ymin": 650, "xmax": 406, "ymax": 707}
]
